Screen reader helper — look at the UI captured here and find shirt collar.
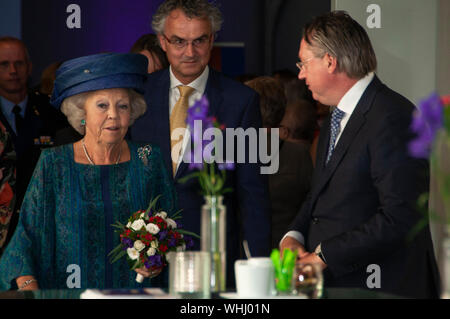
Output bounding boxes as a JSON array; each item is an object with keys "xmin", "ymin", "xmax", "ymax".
[
  {"xmin": 336, "ymin": 72, "xmax": 374, "ymax": 115},
  {"xmin": 0, "ymin": 95, "xmax": 28, "ymax": 117},
  {"xmin": 169, "ymin": 65, "xmax": 209, "ymax": 95}
]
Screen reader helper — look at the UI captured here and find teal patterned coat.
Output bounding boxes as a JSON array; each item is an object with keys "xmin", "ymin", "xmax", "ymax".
[{"xmin": 0, "ymin": 141, "xmax": 177, "ymax": 290}]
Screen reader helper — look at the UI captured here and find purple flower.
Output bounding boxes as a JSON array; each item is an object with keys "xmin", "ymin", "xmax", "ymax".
[
  {"xmin": 121, "ymin": 237, "xmax": 133, "ymax": 249},
  {"xmin": 187, "ymin": 96, "xmax": 209, "ymax": 127},
  {"xmin": 159, "ymin": 230, "xmax": 168, "ymax": 241},
  {"xmin": 218, "ymin": 161, "xmax": 235, "ymax": 171},
  {"xmin": 176, "ymin": 221, "xmax": 183, "ymax": 228},
  {"xmin": 168, "ymin": 237, "xmax": 177, "ymax": 248},
  {"xmin": 146, "ymin": 255, "xmax": 162, "ymax": 268},
  {"xmin": 184, "ymin": 235, "xmax": 194, "ymax": 249},
  {"xmin": 147, "ymin": 255, "xmax": 163, "ymax": 268},
  {"xmin": 409, "ymin": 93, "xmax": 444, "ymax": 158}
]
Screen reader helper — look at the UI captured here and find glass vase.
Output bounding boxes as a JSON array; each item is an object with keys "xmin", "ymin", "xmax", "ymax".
[
  {"xmin": 201, "ymin": 195, "xmax": 226, "ymax": 292},
  {"xmin": 442, "ymin": 226, "xmax": 450, "ymax": 299}
]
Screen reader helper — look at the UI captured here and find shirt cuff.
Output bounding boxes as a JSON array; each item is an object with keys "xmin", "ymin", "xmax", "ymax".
[{"xmin": 280, "ymin": 231, "xmax": 305, "ymax": 247}]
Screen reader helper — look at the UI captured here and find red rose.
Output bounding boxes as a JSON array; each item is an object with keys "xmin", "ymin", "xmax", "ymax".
[{"xmin": 159, "ymin": 244, "xmax": 168, "ymax": 253}]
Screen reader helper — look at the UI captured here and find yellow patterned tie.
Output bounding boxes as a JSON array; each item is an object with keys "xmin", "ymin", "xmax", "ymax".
[{"xmin": 170, "ymin": 85, "xmax": 195, "ymax": 176}]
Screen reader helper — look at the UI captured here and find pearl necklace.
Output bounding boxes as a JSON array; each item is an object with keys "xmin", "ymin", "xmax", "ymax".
[{"xmin": 82, "ymin": 140, "xmax": 121, "ymax": 165}]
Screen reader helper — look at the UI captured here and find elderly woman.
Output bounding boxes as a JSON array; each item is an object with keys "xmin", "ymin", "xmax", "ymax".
[{"xmin": 0, "ymin": 53, "xmax": 176, "ymax": 290}]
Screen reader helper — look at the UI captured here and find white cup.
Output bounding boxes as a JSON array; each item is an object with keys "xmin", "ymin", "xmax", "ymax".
[{"xmin": 234, "ymin": 257, "xmax": 276, "ymax": 298}]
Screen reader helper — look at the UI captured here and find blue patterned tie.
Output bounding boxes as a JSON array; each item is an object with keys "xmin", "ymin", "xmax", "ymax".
[{"xmin": 326, "ymin": 108, "xmax": 346, "ymax": 165}]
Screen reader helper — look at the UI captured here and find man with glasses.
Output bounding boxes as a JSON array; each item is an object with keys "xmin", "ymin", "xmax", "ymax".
[
  {"xmin": 280, "ymin": 11, "xmax": 440, "ymax": 298},
  {"xmin": 131, "ymin": 0, "xmax": 271, "ymax": 288}
]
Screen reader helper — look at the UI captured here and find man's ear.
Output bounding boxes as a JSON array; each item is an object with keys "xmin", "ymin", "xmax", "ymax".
[
  {"xmin": 279, "ymin": 126, "xmax": 289, "ymax": 140},
  {"xmin": 325, "ymin": 53, "xmax": 337, "ymax": 74},
  {"xmin": 158, "ymin": 34, "xmax": 167, "ymax": 52}
]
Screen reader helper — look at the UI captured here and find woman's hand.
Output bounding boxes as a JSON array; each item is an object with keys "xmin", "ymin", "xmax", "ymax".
[
  {"xmin": 135, "ymin": 266, "xmax": 163, "ymax": 279},
  {"xmin": 16, "ymin": 275, "xmax": 39, "ymax": 291}
]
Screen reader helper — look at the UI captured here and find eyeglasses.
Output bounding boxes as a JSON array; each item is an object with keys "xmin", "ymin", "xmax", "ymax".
[
  {"xmin": 163, "ymin": 34, "xmax": 211, "ymax": 49},
  {"xmin": 296, "ymin": 57, "xmax": 314, "ymax": 71}
]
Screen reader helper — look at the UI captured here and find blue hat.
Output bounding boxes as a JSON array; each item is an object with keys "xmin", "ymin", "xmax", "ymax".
[{"xmin": 50, "ymin": 52, "xmax": 148, "ymax": 108}]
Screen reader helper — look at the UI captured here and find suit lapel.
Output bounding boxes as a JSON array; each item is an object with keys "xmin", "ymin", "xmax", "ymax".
[
  {"xmin": 152, "ymin": 70, "xmax": 173, "ymax": 177},
  {"xmin": 310, "ymin": 76, "xmax": 383, "ymax": 205},
  {"xmin": 175, "ymin": 68, "xmax": 223, "ymax": 179}
]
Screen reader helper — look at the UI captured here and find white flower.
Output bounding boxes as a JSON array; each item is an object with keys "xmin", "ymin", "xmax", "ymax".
[
  {"xmin": 156, "ymin": 211, "xmax": 168, "ymax": 219},
  {"xmin": 127, "ymin": 248, "xmax": 139, "ymax": 260},
  {"xmin": 166, "ymin": 218, "xmax": 177, "ymax": 229},
  {"xmin": 134, "ymin": 240, "xmax": 145, "ymax": 252},
  {"xmin": 147, "ymin": 247, "xmax": 156, "ymax": 256},
  {"xmin": 146, "ymin": 223, "xmax": 160, "ymax": 235},
  {"xmin": 140, "ymin": 213, "xmax": 145, "ymax": 219},
  {"xmin": 130, "ymin": 219, "xmax": 146, "ymax": 231},
  {"xmin": 177, "ymin": 243, "xmax": 186, "ymax": 252},
  {"xmin": 126, "ymin": 221, "xmax": 132, "ymax": 228},
  {"xmin": 151, "ymin": 239, "xmax": 159, "ymax": 249}
]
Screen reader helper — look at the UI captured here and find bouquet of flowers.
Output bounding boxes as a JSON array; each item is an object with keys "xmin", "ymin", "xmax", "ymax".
[
  {"xmin": 108, "ymin": 195, "xmax": 198, "ymax": 283},
  {"xmin": 179, "ymin": 96, "xmax": 235, "ymax": 195},
  {"xmin": 408, "ymin": 93, "xmax": 450, "ymax": 234}
]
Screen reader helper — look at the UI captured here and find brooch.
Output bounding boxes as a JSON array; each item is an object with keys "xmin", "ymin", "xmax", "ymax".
[{"xmin": 137, "ymin": 145, "xmax": 152, "ymax": 166}]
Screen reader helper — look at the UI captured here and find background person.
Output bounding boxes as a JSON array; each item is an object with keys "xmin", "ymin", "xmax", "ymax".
[
  {"xmin": 245, "ymin": 76, "xmax": 314, "ymax": 249},
  {"xmin": 0, "ymin": 37, "xmax": 69, "ymax": 250},
  {"xmin": 130, "ymin": 33, "xmax": 170, "ymax": 73}
]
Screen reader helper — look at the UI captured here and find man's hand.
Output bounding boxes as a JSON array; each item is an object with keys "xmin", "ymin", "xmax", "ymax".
[
  {"xmin": 280, "ymin": 236, "xmax": 308, "ymax": 258},
  {"xmin": 298, "ymin": 252, "xmax": 327, "ymax": 270}
]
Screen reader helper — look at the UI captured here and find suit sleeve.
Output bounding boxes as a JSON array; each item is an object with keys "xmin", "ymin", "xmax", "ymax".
[
  {"xmin": 322, "ymin": 101, "xmax": 429, "ymax": 278},
  {"xmin": 235, "ymin": 92, "xmax": 272, "ymax": 256},
  {"xmin": 286, "ymin": 191, "xmax": 313, "ymax": 240}
]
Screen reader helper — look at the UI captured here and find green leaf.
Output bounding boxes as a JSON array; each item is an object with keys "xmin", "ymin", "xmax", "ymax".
[
  {"xmin": 177, "ymin": 229, "xmax": 201, "ymax": 239},
  {"xmin": 178, "ymin": 172, "xmax": 202, "ymax": 184},
  {"xmin": 108, "ymin": 244, "xmax": 124, "ymax": 257},
  {"xmin": 220, "ymin": 187, "xmax": 233, "ymax": 195},
  {"xmin": 111, "ymin": 221, "xmax": 125, "ymax": 231},
  {"xmin": 131, "ymin": 259, "xmax": 142, "ymax": 270},
  {"xmin": 146, "ymin": 194, "xmax": 162, "ymax": 214},
  {"xmin": 170, "ymin": 209, "xmax": 184, "ymax": 219},
  {"xmin": 214, "ymin": 177, "xmax": 224, "ymax": 192},
  {"xmin": 110, "ymin": 249, "xmax": 127, "ymax": 264}
]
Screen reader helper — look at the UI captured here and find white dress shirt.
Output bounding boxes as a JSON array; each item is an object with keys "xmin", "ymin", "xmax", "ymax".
[
  {"xmin": 282, "ymin": 72, "xmax": 375, "ymax": 247},
  {"xmin": 169, "ymin": 65, "xmax": 209, "ymax": 172}
]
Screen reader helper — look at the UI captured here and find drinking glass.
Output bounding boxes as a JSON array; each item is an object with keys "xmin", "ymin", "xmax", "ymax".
[
  {"xmin": 168, "ymin": 251, "xmax": 211, "ymax": 299},
  {"xmin": 292, "ymin": 262, "xmax": 324, "ymax": 299}
]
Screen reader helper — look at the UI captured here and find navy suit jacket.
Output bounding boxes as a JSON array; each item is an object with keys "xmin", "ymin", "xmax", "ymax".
[
  {"xmin": 131, "ymin": 68, "xmax": 272, "ymax": 287},
  {"xmin": 289, "ymin": 75, "xmax": 441, "ymax": 298}
]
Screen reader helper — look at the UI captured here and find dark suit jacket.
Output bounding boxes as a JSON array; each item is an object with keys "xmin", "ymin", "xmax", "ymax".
[
  {"xmin": 0, "ymin": 91, "xmax": 69, "ymax": 246},
  {"xmin": 269, "ymin": 140, "xmax": 312, "ymax": 248},
  {"xmin": 131, "ymin": 68, "xmax": 272, "ymax": 287},
  {"xmin": 289, "ymin": 75, "xmax": 441, "ymax": 298}
]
